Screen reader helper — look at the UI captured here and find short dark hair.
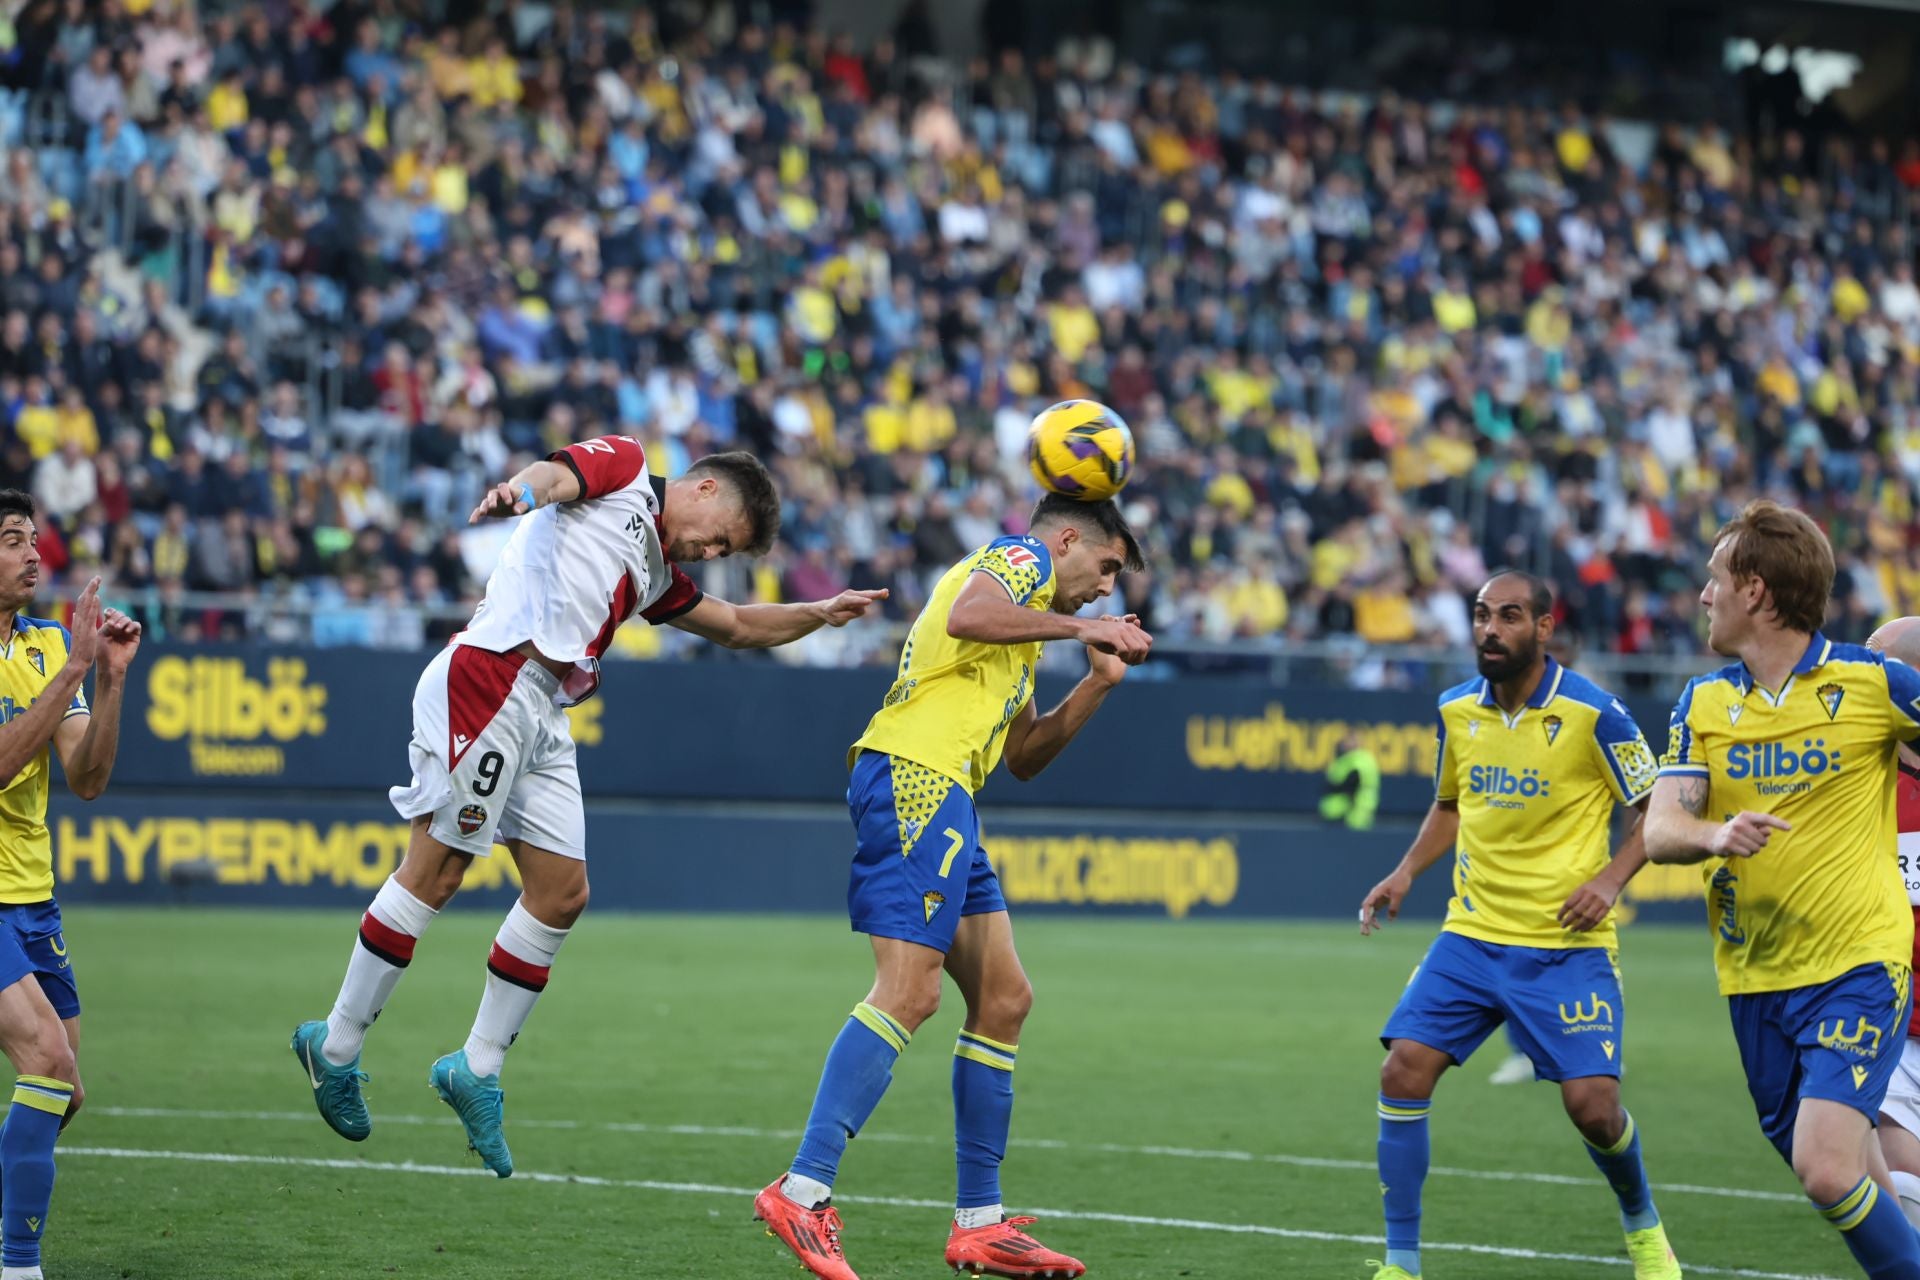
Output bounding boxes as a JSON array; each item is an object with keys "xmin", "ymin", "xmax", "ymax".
[
  {"xmin": 1481, "ymin": 569, "xmax": 1554, "ymax": 619},
  {"xmin": 1716, "ymin": 499, "xmax": 1833, "ymax": 635},
  {"xmin": 1030, "ymin": 494, "xmax": 1145, "ymax": 573},
  {"xmin": 686, "ymin": 451, "xmax": 780, "ymax": 555},
  {"xmin": 0, "ymin": 490, "xmax": 35, "ymax": 529}
]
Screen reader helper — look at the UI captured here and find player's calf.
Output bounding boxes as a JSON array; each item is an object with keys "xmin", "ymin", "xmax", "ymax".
[{"xmin": 1797, "ymin": 1100, "xmax": 1920, "ymax": 1278}]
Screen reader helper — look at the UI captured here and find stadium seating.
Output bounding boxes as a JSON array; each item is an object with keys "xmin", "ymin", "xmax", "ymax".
[{"xmin": 0, "ymin": 3, "xmax": 1914, "ymax": 668}]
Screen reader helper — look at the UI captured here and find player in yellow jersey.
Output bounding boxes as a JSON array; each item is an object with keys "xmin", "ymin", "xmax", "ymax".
[
  {"xmin": 0, "ymin": 490, "xmax": 141, "ymax": 1280},
  {"xmin": 1647, "ymin": 500, "xmax": 1920, "ymax": 1279},
  {"xmin": 1358, "ymin": 571, "xmax": 1682, "ymax": 1280},
  {"xmin": 753, "ymin": 495, "xmax": 1148, "ymax": 1280}
]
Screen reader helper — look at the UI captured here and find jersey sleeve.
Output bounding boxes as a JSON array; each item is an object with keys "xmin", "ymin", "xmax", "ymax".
[
  {"xmin": 1591, "ymin": 696, "xmax": 1658, "ymax": 805},
  {"xmin": 53, "ymin": 624, "xmax": 87, "ymax": 718},
  {"xmin": 1884, "ymin": 657, "xmax": 1920, "ymax": 744},
  {"xmin": 549, "ymin": 435, "xmax": 648, "ymax": 502},
  {"xmin": 1433, "ymin": 703, "xmax": 1459, "ymax": 802},
  {"xmin": 641, "ymin": 563, "xmax": 704, "ymax": 625},
  {"xmin": 970, "ymin": 536, "xmax": 1054, "ymax": 606},
  {"xmin": 1658, "ymin": 678, "xmax": 1709, "ymax": 778}
]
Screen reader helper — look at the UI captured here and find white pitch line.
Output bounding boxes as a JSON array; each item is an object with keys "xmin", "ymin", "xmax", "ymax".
[
  {"xmin": 58, "ymin": 1145, "xmax": 1842, "ymax": 1280},
  {"xmin": 91, "ymin": 1105, "xmax": 1808, "ymax": 1205}
]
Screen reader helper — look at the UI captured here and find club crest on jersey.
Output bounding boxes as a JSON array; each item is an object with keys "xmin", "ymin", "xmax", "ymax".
[
  {"xmin": 457, "ymin": 804, "xmax": 488, "ymax": 836},
  {"xmin": 24, "ymin": 647, "xmax": 41, "ymax": 676},
  {"xmin": 1818, "ymin": 682, "xmax": 1845, "ymax": 720},
  {"xmin": 923, "ymin": 891, "xmax": 945, "ymax": 924},
  {"xmin": 1727, "ymin": 704, "xmax": 1744, "ymax": 727},
  {"xmin": 1542, "ymin": 714, "xmax": 1563, "ymax": 747}
]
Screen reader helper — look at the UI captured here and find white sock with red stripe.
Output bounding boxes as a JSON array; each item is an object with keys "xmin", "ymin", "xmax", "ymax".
[
  {"xmin": 462, "ymin": 899, "xmax": 568, "ymax": 1078},
  {"xmin": 323, "ymin": 876, "xmax": 439, "ymax": 1066}
]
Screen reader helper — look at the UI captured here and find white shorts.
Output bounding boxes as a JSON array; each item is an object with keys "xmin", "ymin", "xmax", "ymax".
[
  {"xmin": 1883, "ymin": 1037, "xmax": 1920, "ymax": 1137},
  {"xmin": 388, "ymin": 643, "xmax": 586, "ymax": 860}
]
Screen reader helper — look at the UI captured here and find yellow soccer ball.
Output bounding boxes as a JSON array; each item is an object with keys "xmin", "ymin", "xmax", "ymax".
[{"xmin": 1027, "ymin": 400, "xmax": 1135, "ymax": 502}]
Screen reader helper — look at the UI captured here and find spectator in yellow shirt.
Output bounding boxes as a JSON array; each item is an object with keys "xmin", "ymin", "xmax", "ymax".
[
  {"xmin": 1047, "ymin": 285, "xmax": 1099, "ymax": 363},
  {"xmin": 468, "ymin": 38, "xmax": 521, "ymax": 109},
  {"xmin": 55, "ymin": 387, "xmax": 99, "ymax": 455},
  {"xmin": 12, "ymin": 382, "xmax": 57, "ymax": 459},
  {"xmin": 905, "ymin": 386, "xmax": 957, "ymax": 452},
  {"xmin": 427, "ymin": 29, "xmax": 472, "ymax": 99}
]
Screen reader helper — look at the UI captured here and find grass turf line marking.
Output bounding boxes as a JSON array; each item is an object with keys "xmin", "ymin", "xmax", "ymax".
[
  {"xmin": 59, "ymin": 1145, "xmax": 1839, "ymax": 1280},
  {"xmin": 92, "ymin": 1105, "xmax": 1806, "ymax": 1205}
]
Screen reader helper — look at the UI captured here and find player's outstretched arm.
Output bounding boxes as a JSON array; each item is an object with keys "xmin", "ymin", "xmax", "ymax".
[
  {"xmin": 946, "ymin": 573, "xmax": 1150, "ymax": 658},
  {"xmin": 668, "ymin": 589, "xmax": 889, "ymax": 649},
  {"xmin": 999, "ymin": 632, "xmax": 1145, "ymax": 781},
  {"xmin": 469, "ymin": 459, "xmax": 581, "ymax": 523},
  {"xmin": 1644, "ymin": 774, "xmax": 1789, "ymax": 864},
  {"xmin": 0, "ymin": 578, "xmax": 99, "ymax": 790},
  {"xmin": 1358, "ymin": 800, "xmax": 1459, "ymax": 935},
  {"xmin": 54, "ymin": 604, "xmax": 140, "ymax": 801}
]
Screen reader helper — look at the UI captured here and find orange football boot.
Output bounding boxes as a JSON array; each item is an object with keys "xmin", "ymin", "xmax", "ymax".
[
  {"xmin": 753, "ymin": 1177, "xmax": 860, "ymax": 1280},
  {"xmin": 944, "ymin": 1216, "xmax": 1086, "ymax": 1278}
]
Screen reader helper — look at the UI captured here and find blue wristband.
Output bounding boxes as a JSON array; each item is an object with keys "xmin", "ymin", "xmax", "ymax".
[{"xmin": 518, "ymin": 481, "xmax": 537, "ymax": 512}]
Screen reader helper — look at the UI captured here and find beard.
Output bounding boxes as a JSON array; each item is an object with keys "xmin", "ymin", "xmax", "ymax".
[{"xmin": 1476, "ymin": 639, "xmax": 1535, "ymax": 681}]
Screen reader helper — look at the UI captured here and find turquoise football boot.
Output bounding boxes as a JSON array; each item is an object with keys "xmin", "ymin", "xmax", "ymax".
[
  {"xmin": 429, "ymin": 1050, "xmax": 513, "ymax": 1177},
  {"xmin": 290, "ymin": 1020, "xmax": 371, "ymax": 1141}
]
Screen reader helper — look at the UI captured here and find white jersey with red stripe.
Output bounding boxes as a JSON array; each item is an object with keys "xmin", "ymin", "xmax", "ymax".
[{"xmin": 456, "ymin": 435, "xmax": 702, "ymax": 705}]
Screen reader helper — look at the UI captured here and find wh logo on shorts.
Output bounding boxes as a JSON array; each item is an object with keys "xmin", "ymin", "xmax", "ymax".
[
  {"xmin": 1558, "ymin": 994, "xmax": 1614, "ymax": 1031},
  {"xmin": 457, "ymin": 804, "xmax": 488, "ymax": 836},
  {"xmin": 1818, "ymin": 1017, "xmax": 1884, "ymax": 1059}
]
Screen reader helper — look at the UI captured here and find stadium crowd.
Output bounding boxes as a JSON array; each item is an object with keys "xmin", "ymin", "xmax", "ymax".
[{"xmin": 0, "ymin": 1, "xmax": 1917, "ymax": 668}]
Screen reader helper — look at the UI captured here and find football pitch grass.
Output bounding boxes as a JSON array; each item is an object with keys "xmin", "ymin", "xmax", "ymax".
[{"xmin": 44, "ymin": 907, "xmax": 1866, "ymax": 1279}]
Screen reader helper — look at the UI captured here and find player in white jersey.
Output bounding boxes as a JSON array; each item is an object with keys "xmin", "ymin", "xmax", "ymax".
[
  {"xmin": 292, "ymin": 436, "xmax": 885, "ymax": 1175},
  {"xmin": 1862, "ymin": 617, "xmax": 1920, "ymax": 1228}
]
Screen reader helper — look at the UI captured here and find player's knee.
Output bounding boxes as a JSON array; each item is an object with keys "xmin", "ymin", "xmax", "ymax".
[
  {"xmin": 976, "ymin": 975, "xmax": 1033, "ymax": 1039},
  {"xmin": 16, "ymin": 1034, "xmax": 74, "ymax": 1086},
  {"xmin": 1562, "ymin": 1089, "xmax": 1623, "ymax": 1144},
  {"xmin": 1379, "ymin": 1046, "xmax": 1441, "ymax": 1100},
  {"xmin": 1794, "ymin": 1154, "xmax": 1862, "ymax": 1207},
  {"xmin": 525, "ymin": 873, "xmax": 589, "ymax": 926}
]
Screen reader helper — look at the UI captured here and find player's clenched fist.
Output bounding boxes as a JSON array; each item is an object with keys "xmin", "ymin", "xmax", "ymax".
[
  {"xmin": 1709, "ymin": 811, "xmax": 1791, "ymax": 858},
  {"xmin": 1081, "ymin": 614, "xmax": 1152, "ymax": 664},
  {"xmin": 1358, "ymin": 869, "xmax": 1412, "ymax": 935}
]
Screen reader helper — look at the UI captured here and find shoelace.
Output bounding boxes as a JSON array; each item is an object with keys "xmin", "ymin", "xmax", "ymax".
[
  {"xmin": 325, "ymin": 1068, "xmax": 370, "ymax": 1116},
  {"xmin": 455, "ymin": 1082, "xmax": 505, "ymax": 1139},
  {"xmin": 817, "ymin": 1207, "xmax": 847, "ymax": 1257}
]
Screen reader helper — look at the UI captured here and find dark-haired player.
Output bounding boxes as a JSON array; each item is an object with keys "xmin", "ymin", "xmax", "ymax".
[
  {"xmin": 1359, "ymin": 571, "xmax": 1680, "ymax": 1280},
  {"xmin": 292, "ymin": 438, "xmax": 885, "ymax": 1177},
  {"xmin": 754, "ymin": 496, "xmax": 1149, "ymax": 1280},
  {"xmin": 0, "ymin": 489, "xmax": 142, "ymax": 1280}
]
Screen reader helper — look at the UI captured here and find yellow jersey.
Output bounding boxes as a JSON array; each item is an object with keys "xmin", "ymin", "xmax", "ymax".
[
  {"xmin": 1660, "ymin": 634, "xmax": 1920, "ymax": 996},
  {"xmin": 0, "ymin": 617, "xmax": 88, "ymax": 903},
  {"xmin": 1435, "ymin": 657, "xmax": 1659, "ymax": 950},
  {"xmin": 851, "ymin": 536, "xmax": 1056, "ymax": 794}
]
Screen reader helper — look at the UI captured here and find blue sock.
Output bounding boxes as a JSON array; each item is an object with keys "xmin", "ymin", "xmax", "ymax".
[
  {"xmin": 1378, "ymin": 1094, "xmax": 1430, "ymax": 1275},
  {"xmin": 953, "ymin": 1030, "xmax": 1017, "ymax": 1210},
  {"xmin": 789, "ymin": 1003, "xmax": 910, "ymax": 1192},
  {"xmin": 1584, "ymin": 1110, "xmax": 1661, "ymax": 1232},
  {"xmin": 1, "ymin": 1075, "xmax": 71, "ymax": 1268},
  {"xmin": 1818, "ymin": 1177, "xmax": 1920, "ymax": 1279}
]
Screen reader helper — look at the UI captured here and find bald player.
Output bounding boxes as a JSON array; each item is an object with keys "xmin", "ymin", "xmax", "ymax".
[{"xmin": 1866, "ymin": 615, "xmax": 1920, "ymax": 1228}]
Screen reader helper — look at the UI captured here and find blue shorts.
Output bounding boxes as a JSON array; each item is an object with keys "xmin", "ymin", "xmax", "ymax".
[
  {"xmin": 1728, "ymin": 962, "xmax": 1912, "ymax": 1159},
  {"xmin": 0, "ymin": 900, "xmax": 78, "ymax": 1020},
  {"xmin": 846, "ymin": 752, "xmax": 1007, "ymax": 953},
  {"xmin": 1381, "ymin": 932, "xmax": 1625, "ymax": 1082}
]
